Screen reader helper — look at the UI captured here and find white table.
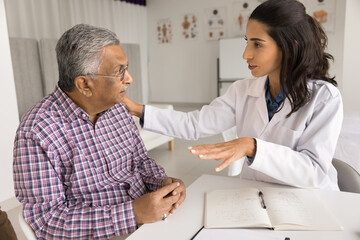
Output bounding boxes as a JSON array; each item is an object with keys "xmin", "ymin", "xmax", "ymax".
[{"xmin": 127, "ymin": 174, "xmax": 360, "ymax": 240}]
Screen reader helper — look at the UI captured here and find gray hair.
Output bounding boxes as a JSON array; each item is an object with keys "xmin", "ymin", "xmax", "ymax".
[{"xmin": 56, "ymin": 24, "xmax": 120, "ymax": 92}]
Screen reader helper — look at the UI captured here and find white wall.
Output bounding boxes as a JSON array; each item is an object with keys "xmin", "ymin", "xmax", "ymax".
[
  {"xmin": 0, "ymin": 0, "xmax": 19, "ymax": 203},
  {"xmin": 147, "ymin": 0, "xmax": 349, "ymax": 106},
  {"xmin": 342, "ymin": 0, "xmax": 360, "ymax": 112},
  {"xmin": 147, "ymin": 0, "xmax": 223, "ymax": 104},
  {"xmin": 326, "ymin": 0, "xmax": 346, "ymax": 93}
]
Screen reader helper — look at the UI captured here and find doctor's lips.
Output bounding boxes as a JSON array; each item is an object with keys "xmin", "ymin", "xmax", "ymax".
[{"xmin": 248, "ymin": 64, "xmax": 257, "ymax": 70}]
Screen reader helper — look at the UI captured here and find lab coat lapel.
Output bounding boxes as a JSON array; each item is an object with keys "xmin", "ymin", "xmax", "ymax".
[
  {"xmin": 255, "ymin": 95, "xmax": 269, "ymax": 133},
  {"xmin": 248, "ymin": 76, "xmax": 268, "ymax": 135},
  {"xmin": 266, "ymin": 98, "xmax": 292, "ymax": 130}
]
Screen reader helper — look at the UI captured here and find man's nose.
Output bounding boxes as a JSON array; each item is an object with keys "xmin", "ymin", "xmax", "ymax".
[{"xmin": 123, "ymin": 70, "xmax": 133, "ymax": 84}]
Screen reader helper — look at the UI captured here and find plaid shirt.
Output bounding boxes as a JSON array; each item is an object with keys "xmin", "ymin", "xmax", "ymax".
[{"xmin": 13, "ymin": 87, "xmax": 167, "ymax": 239}]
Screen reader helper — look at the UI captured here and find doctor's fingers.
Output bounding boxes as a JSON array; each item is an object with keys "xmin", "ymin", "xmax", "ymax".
[
  {"xmin": 194, "ymin": 145, "xmax": 245, "ymax": 161},
  {"xmin": 214, "ymin": 157, "xmax": 242, "ymax": 172},
  {"xmin": 196, "ymin": 151, "xmax": 244, "ymax": 172},
  {"xmin": 189, "ymin": 140, "xmax": 246, "ymax": 154},
  {"xmin": 188, "ymin": 143, "xmax": 221, "ymax": 154},
  {"xmin": 122, "ymin": 96, "xmax": 143, "ymax": 118}
]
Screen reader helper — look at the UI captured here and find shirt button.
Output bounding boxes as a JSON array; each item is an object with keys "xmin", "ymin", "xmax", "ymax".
[
  {"xmin": 105, "ymin": 150, "xmax": 109, "ymax": 155},
  {"xmin": 82, "ymin": 113, "xmax": 87, "ymax": 118}
]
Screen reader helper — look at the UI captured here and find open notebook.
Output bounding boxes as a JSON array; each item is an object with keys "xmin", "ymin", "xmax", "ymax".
[{"xmin": 205, "ymin": 187, "xmax": 343, "ymax": 231}]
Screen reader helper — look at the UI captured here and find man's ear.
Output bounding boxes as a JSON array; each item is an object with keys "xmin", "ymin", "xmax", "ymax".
[{"xmin": 74, "ymin": 76, "xmax": 93, "ymax": 97}]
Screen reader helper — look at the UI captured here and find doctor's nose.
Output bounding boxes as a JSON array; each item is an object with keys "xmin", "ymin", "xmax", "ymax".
[{"xmin": 242, "ymin": 45, "xmax": 252, "ymax": 60}]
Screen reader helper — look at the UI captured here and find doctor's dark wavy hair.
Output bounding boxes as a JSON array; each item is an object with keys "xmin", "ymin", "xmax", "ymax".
[
  {"xmin": 250, "ymin": 0, "xmax": 337, "ymax": 116},
  {"xmin": 56, "ymin": 24, "xmax": 120, "ymax": 92}
]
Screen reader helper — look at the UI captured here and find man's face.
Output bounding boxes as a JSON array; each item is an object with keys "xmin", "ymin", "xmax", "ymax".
[{"xmin": 90, "ymin": 45, "xmax": 133, "ymax": 110}]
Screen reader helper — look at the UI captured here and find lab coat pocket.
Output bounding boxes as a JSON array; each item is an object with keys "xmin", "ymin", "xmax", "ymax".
[{"xmin": 273, "ymin": 125, "xmax": 303, "ymax": 149}]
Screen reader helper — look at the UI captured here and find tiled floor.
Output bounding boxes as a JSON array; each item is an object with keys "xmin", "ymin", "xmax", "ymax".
[{"xmin": 5, "ymin": 103, "xmax": 228, "ymax": 239}]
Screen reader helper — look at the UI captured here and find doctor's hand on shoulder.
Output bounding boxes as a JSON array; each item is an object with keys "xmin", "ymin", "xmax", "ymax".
[
  {"xmin": 188, "ymin": 138, "xmax": 257, "ymax": 172},
  {"xmin": 123, "ymin": 96, "xmax": 143, "ymax": 118}
]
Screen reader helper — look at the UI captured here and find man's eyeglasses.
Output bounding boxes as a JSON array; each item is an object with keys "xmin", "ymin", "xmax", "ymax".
[{"xmin": 87, "ymin": 64, "xmax": 128, "ymax": 82}]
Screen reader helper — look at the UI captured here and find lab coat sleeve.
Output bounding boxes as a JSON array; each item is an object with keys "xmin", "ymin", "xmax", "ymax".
[
  {"xmin": 250, "ymin": 85, "xmax": 343, "ymax": 190},
  {"xmin": 143, "ymin": 84, "xmax": 239, "ymax": 140}
]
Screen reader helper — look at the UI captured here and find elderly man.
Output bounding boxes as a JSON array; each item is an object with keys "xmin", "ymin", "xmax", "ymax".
[{"xmin": 13, "ymin": 24, "xmax": 186, "ymax": 239}]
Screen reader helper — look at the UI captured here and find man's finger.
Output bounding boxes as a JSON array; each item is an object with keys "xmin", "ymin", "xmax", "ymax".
[
  {"xmin": 170, "ymin": 191, "xmax": 186, "ymax": 213},
  {"xmin": 156, "ymin": 182, "xmax": 180, "ymax": 198},
  {"xmin": 176, "ymin": 192, "xmax": 186, "ymax": 206},
  {"xmin": 163, "ymin": 194, "xmax": 181, "ymax": 205},
  {"xmin": 170, "ymin": 181, "xmax": 185, "ymax": 195},
  {"xmin": 162, "ymin": 177, "xmax": 173, "ymax": 187}
]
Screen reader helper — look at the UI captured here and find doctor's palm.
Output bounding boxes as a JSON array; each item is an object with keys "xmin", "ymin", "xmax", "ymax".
[{"xmin": 188, "ymin": 137, "xmax": 256, "ymax": 172}]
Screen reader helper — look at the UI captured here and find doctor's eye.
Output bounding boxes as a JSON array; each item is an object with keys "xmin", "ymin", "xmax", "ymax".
[{"xmin": 254, "ymin": 42, "xmax": 262, "ymax": 48}]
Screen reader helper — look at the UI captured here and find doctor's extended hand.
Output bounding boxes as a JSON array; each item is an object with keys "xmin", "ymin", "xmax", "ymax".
[{"xmin": 188, "ymin": 137, "xmax": 256, "ymax": 172}]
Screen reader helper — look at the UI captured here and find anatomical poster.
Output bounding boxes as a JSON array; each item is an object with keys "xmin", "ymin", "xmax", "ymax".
[
  {"xmin": 231, "ymin": 1, "xmax": 256, "ymax": 37},
  {"xmin": 306, "ymin": 0, "xmax": 336, "ymax": 32},
  {"xmin": 180, "ymin": 13, "xmax": 199, "ymax": 40},
  {"xmin": 204, "ymin": 7, "xmax": 227, "ymax": 41},
  {"xmin": 157, "ymin": 18, "xmax": 173, "ymax": 44}
]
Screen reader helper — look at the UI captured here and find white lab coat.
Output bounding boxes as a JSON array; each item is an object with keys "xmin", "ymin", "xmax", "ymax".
[{"xmin": 143, "ymin": 76, "xmax": 343, "ymax": 190}]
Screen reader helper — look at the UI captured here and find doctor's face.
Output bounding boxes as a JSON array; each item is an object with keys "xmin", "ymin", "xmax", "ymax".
[{"xmin": 243, "ymin": 20, "xmax": 282, "ymax": 81}]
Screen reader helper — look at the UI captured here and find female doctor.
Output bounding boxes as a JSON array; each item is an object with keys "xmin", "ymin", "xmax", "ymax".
[{"xmin": 124, "ymin": 0, "xmax": 343, "ymax": 190}]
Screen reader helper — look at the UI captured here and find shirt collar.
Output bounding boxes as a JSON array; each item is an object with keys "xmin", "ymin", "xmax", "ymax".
[
  {"xmin": 265, "ymin": 77, "xmax": 284, "ymax": 104},
  {"xmin": 52, "ymin": 86, "xmax": 90, "ymax": 121}
]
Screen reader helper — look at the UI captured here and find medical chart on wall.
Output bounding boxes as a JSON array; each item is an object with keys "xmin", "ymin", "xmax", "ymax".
[
  {"xmin": 231, "ymin": 1, "xmax": 256, "ymax": 37},
  {"xmin": 204, "ymin": 7, "xmax": 227, "ymax": 41},
  {"xmin": 157, "ymin": 18, "xmax": 173, "ymax": 44},
  {"xmin": 180, "ymin": 13, "xmax": 199, "ymax": 40},
  {"xmin": 306, "ymin": 0, "xmax": 336, "ymax": 32}
]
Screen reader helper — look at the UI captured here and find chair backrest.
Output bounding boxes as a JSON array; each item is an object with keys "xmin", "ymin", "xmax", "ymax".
[
  {"xmin": 333, "ymin": 158, "xmax": 360, "ymax": 193},
  {"xmin": 39, "ymin": 38, "xmax": 59, "ymax": 95},
  {"xmin": 9, "ymin": 38, "xmax": 44, "ymax": 119},
  {"xmin": 18, "ymin": 206, "xmax": 37, "ymax": 240}
]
